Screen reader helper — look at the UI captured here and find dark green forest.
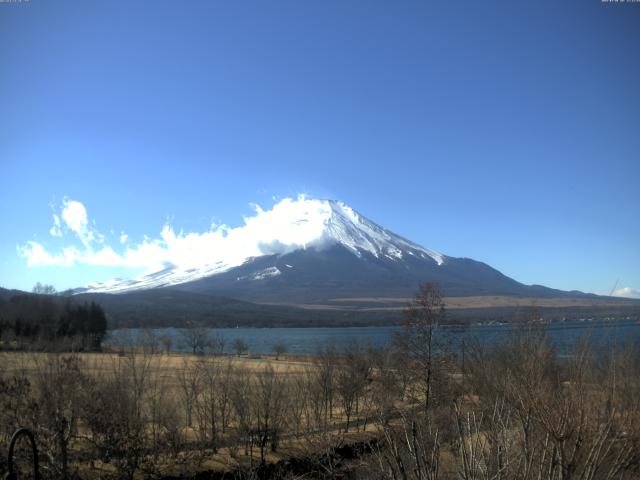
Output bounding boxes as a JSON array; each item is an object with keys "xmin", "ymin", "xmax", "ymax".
[{"xmin": 0, "ymin": 286, "xmax": 107, "ymax": 350}]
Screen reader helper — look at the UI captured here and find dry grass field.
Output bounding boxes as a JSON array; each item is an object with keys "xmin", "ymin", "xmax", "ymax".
[
  {"xmin": 267, "ymin": 294, "xmax": 640, "ymax": 313},
  {"xmin": 0, "ymin": 348, "xmax": 388, "ymax": 479},
  {"xmin": 0, "ymin": 350, "xmax": 312, "ymax": 377},
  {"xmin": 2, "ymin": 319, "xmax": 639, "ymax": 479}
]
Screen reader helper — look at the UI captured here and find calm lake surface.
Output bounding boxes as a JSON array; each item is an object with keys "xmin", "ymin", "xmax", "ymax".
[{"xmin": 107, "ymin": 319, "xmax": 640, "ymax": 356}]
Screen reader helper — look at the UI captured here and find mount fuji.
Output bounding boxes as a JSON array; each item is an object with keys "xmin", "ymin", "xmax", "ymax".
[
  {"xmin": 68, "ymin": 198, "xmax": 640, "ymax": 327},
  {"xmin": 77, "ymin": 198, "xmax": 580, "ymax": 303}
]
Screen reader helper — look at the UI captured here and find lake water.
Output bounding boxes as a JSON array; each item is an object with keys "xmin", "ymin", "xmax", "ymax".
[{"xmin": 106, "ymin": 319, "xmax": 640, "ymax": 356}]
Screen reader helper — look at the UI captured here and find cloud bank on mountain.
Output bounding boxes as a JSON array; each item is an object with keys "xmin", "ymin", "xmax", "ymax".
[
  {"xmin": 18, "ymin": 196, "xmax": 338, "ymax": 274},
  {"xmin": 612, "ymin": 287, "xmax": 640, "ymax": 299}
]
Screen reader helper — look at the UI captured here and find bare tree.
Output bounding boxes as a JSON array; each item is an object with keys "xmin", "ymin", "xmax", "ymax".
[
  {"xmin": 32, "ymin": 353, "xmax": 85, "ymax": 480},
  {"xmin": 233, "ymin": 338, "xmax": 249, "ymax": 357},
  {"xmin": 82, "ymin": 351, "xmax": 153, "ymax": 480},
  {"xmin": 229, "ymin": 366, "xmax": 254, "ymax": 457},
  {"xmin": 288, "ymin": 370, "xmax": 310, "ymax": 437},
  {"xmin": 459, "ymin": 322, "xmax": 640, "ymax": 480},
  {"xmin": 177, "ymin": 358, "xmax": 202, "ymax": 428},
  {"xmin": 32, "ymin": 282, "xmax": 57, "ymax": 295},
  {"xmin": 211, "ymin": 332, "xmax": 226, "ymax": 355},
  {"xmin": 316, "ymin": 344, "xmax": 337, "ymax": 425},
  {"xmin": 336, "ymin": 342, "xmax": 371, "ymax": 432},
  {"xmin": 180, "ymin": 322, "xmax": 212, "ymax": 355},
  {"xmin": 253, "ymin": 365, "xmax": 288, "ymax": 461},
  {"xmin": 395, "ymin": 283, "xmax": 445, "ymax": 415},
  {"xmin": 138, "ymin": 328, "xmax": 159, "ymax": 354},
  {"xmin": 160, "ymin": 335, "xmax": 173, "ymax": 355},
  {"xmin": 216, "ymin": 359, "xmax": 235, "ymax": 434},
  {"xmin": 369, "ymin": 347, "xmax": 406, "ymax": 425},
  {"xmin": 273, "ymin": 340, "xmax": 288, "ymax": 360},
  {"xmin": 194, "ymin": 358, "xmax": 222, "ymax": 452}
]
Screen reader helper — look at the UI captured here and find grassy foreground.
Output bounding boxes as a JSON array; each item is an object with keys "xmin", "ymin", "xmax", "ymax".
[
  {"xmin": 0, "ymin": 347, "xmax": 390, "ymax": 479},
  {"xmin": 1, "ymin": 321, "xmax": 640, "ymax": 479}
]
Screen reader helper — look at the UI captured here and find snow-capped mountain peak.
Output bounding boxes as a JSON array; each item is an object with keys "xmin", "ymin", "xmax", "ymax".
[
  {"xmin": 78, "ymin": 197, "xmax": 443, "ymax": 293},
  {"xmin": 322, "ymin": 200, "xmax": 443, "ymax": 265}
]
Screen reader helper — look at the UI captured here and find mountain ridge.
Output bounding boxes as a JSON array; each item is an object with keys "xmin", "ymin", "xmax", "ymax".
[
  {"xmin": 70, "ymin": 198, "xmax": 623, "ymax": 311},
  {"xmin": 77, "ymin": 198, "xmax": 447, "ymax": 294}
]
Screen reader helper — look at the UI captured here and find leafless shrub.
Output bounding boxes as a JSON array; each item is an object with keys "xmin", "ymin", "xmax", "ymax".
[
  {"xmin": 287, "ymin": 368, "xmax": 309, "ymax": 437},
  {"xmin": 253, "ymin": 365, "xmax": 288, "ymax": 461},
  {"xmin": 194, "ymin": 358, "xmax": 223, "ymax": 452},
  {"xmin": 372, "ymin": 411, "xmax": 441, "ymax": 480},
  {"xmin": 81, "ymin": 352, "xmax": 153, "ymax": 480},
  {"xmin": 31, "ymin": 353, "xmax": 85, "ymax": 479},
  {"xmin": 233, "ymin": 338, "xmax": 249, "ymax": 357},
  {"xmin": 273, "ymin": 340, "xmax": 288, "ymax": 360},
  {"xmin": 0, "ymin": 360, "xmax": 37, "ymax": 474},
  {"xmin": 177, "ymin": 358, "xmax": 201, "ymax": 429},
  {"xmin": 229, "ymin": 365, "xmax": 254, "ymax": 457},
  {"xmin": 458, "ymin": 322, "xmax": 640, "ymax": 480},
  {"xmin": 335, "ymin": 342, "xmax": 371, "ymax": 432}
]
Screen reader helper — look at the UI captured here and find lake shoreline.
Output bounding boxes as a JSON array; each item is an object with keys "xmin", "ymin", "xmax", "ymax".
[{"xmin": 105, "ymin": 318, "xmax": 640, "ymax": 356}]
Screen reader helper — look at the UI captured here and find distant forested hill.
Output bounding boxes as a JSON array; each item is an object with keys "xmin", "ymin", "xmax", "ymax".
[{"xmin": 0, "ymin": 289, "xmax": 107, "ymax": 349}]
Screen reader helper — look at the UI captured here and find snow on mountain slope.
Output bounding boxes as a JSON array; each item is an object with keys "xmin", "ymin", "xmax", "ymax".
[
  {"xmin": 79, "ymin": 197, "xmax": 444, "ymax": 294},
  {"xmin": 324, "ymin": 201, "xmax": 443, "ymax": 264}
]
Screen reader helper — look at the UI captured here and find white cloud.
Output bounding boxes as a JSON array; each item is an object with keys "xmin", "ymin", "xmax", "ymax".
[
  {"xmin": 56, "ymin": 199, "xmax": 106, "ymax": 246},
  {"xmin": 19, "ymin": 242, "xmax": 75, "ymax": 267},
  {"xmin": 49, "ymin": 214, "xmax": 62, "ymax": 237},
  {"xmin": 19, "ymin": 196, "xmax": 336, "ymax": 274},
  {"xmin": 61, "ymin": 199, "xmax": 88, "ymax": 233},
  {"xmin": 611, "ymin": 287, "xmax": 640, "ymax": 299}
]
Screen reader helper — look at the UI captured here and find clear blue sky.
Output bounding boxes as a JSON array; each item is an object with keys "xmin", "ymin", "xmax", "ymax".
[{"xmin": 1, "ymin": 0, "xmax": 639, "ymax": 296}]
